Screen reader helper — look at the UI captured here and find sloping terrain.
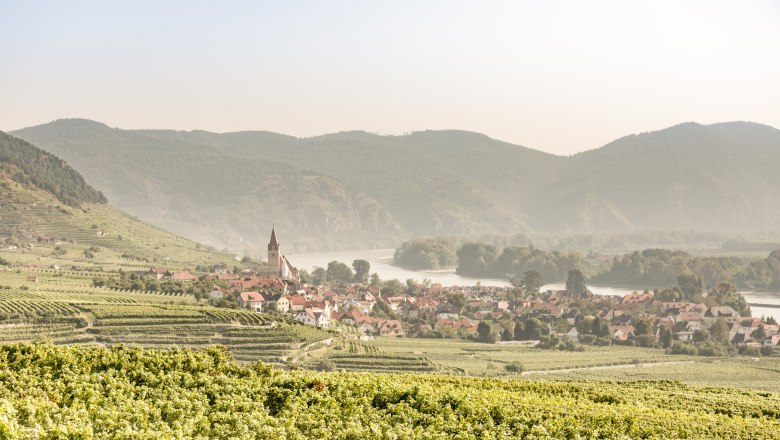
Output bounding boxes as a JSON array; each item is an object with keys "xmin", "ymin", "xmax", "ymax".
[{"xmin": 11, "ymin": 120, "xmax": 780, "ymax": 253}]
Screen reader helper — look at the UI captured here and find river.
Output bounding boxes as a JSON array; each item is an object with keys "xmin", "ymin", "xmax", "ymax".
[{"xmin": 289, "ymin": 249, "xmax": 780, "ymax": 321}]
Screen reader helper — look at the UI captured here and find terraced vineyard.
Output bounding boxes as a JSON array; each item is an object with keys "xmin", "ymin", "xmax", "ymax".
[
  {"xmin": 324, "ymin": 341, "xmax": 440, "ymax": 373},
  {"xmin": 0, "ymin": 173, "xmax": 239, "ymax": 272},
  {"xmin": 0, "ymin": 267, "xmax": 331, "ymax": 364}
]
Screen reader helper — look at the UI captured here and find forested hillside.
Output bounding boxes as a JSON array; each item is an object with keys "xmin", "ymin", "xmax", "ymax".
[
  {"xmin": 0, "ymin": 131, "xmax": 106, "ymax": 207},
  {"xmin": 0, "ymin": 131, "xmax": 236, "ymax": 269},
  {"xmin": 12, "ymin": 120, "xmax": 780, "ymax": 253}
]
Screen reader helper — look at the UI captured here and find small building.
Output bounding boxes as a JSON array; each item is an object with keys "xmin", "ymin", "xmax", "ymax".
[{"xmin": 238, "ymin": 291, "xmax": 264, "ymax": 312}]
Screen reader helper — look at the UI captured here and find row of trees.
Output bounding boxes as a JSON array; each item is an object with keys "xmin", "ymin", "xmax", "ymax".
[
  {"xmin": 92, "ymin": 272, "xmax": 225, "ymax": 300},
  {"xmin": 393, "ymin": 239, "xmax": 457, "ymax": 270},
  {"xmin": 457, "ymin": 243, "xmax": 584, "ymax": 281},
  {"xmin": 304, "ymin": 259, "xmax": 373, "ymax": 285},
  {"xmin": 594, "ymin": 248, "xmax": 780, "ymax": 291}
]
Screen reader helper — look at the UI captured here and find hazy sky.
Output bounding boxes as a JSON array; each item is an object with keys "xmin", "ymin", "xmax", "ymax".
[{"xmin": 1, "ymin": 1, "xmax": 779, "ymax": 154}]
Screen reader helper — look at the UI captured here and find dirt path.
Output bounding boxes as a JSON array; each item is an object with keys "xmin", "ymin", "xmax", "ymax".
[{"xmin": 522, "ymin": 360, "xmax": 695, "ymax": 375}]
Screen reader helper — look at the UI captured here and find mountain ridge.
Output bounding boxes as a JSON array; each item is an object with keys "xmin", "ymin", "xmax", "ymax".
[{"xmin": 10, "ymin": 119, "xmax": 780, "ymax": 254}]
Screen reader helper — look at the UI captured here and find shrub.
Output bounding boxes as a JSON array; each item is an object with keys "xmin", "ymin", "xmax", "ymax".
[
  {"xmin": 504, "ymin": 361, "xmax": 524, "ymax": 373},
  {"xmin": 668, "ymin": 341, "xmax": 697, "ymax": 355}
]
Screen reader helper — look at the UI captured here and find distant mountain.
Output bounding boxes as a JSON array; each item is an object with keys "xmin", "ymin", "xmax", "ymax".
[
  {"xmin": 0, "ymin": 131, "xmax": 234, "ymax": 267},
  {"xmin": 11, "ymin": 120, "xmax": 780, "ymax": 254},
  {"xmin": 529, "ymin": 122, "xmax": 780, "ymax": 233}
]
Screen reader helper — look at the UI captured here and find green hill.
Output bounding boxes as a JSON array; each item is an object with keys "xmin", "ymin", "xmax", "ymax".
[
  {"xmin": 0, "ymin": 130, "xmax": 237, "ymax": 270},
  {"xmin": 10, "ymin": 120, "xmax": 780, "ymax": 253}
]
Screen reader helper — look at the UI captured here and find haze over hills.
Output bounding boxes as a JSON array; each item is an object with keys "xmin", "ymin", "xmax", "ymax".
[
  {"xmin": 0, "ymin": 131, "xmax": 236, "ymax": 268},
  {"xmin": 10, "ymin": 120, "xmax": 780, "ymax": 254}
]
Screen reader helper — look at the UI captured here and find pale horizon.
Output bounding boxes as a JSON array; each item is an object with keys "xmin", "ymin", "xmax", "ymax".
[{"xmin": 2, "ymin": 0, "xmax": 779, "ymax": 155}]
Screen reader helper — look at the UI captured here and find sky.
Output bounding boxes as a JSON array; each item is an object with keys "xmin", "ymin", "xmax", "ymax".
[{"xmin": 1, "ymin": 0, "xmax": 779, "ymax": 155}]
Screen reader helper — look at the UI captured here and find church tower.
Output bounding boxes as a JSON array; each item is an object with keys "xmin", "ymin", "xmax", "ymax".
[{"xmin": 267, "ymin": 226, "xmax": 280, "ymax": 275}]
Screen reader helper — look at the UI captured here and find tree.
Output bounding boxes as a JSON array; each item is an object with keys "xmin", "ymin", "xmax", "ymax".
[
  {"xmin": 677, "ymin": 273, "xmax": 703, "ymax": 299},
  {"xmin": 708, "ymin": 281, "xmax": 750, "ymax": 316},
  {"xmin": 565, "ymin": 269, "xmax": 587, "ymax": 294},
  {"xmin": 521, "ymin": 270, "xmax": 544, "ymax": 296},
  {"xmin": 751, "ymin": 325, "xmax": 766, "ymax": 342},
  {"xmin": 477, "ymin": 321, "xmax": 494, "ymax": 343},
  {"xmin": 456, "ymin": 242, "xmax": 497, "ymax": 276},
  {"xmin": 446, "ymin": 293, "xmax": 467, "ymax": 314},
  {"xmin": 326, "ymin": 261, "xmax": 354, "ymax": 283},
  {"xmin": 591, "ymin": 317, "xmax": 609, "ymax": 338},
  {"xmin": 370, "ymin": 273, "xmax": 381, "ymax": 287},
  {"xmin": 692, "ymin": 329, "xmax": 710, "ymax": 344},
  {"xmin": 311, "ymin": 267, "xmax": 326, "ymax": 285},
  {"xmin": 634, "ymin": 320, "xmax": 652, "ymax": 336},
  {"xmin": 709, "ymin": 318, "xmax": 730, "ymax": 344},
  {"xmin": 505, "ymin": 361, "xmax": 524, "ymax": 373},
  {"xmin": 352, "ymin": 259, "xmax": 370, "ymax": 284},
  {"xmin": 658, "ymin": 325, "xmax": 673, "ymax": 348}
]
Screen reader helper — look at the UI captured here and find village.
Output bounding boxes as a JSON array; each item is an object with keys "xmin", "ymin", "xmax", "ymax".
[{"xmin": 147, "ymin": 228, "xmax": 779, "ymax": 355}]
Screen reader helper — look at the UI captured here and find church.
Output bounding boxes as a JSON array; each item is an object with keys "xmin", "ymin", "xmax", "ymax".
[{"xmin": 266, "ymin": 226, "xmax": 300, "ymax": 285}]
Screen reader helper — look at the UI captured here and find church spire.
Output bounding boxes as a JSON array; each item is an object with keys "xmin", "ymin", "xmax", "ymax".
[{"xmin": 268, "ymin": 225, "xmax": 279, "ymax": 251}]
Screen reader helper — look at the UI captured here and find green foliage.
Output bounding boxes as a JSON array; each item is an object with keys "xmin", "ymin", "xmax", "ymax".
[
  {"xmin": 669, "ymin": 341, "xmax": 698, "ymax": 356},
  {"xmin": 504, "ymin": 361, "xmax": 524, "ymax": 373},
  {"xmin": 594, "ymin": 248, "xmax": 780, "ymax": 291},
  {"xmin": 456, "ymin": 242, "xmax": 498, "ymax": 276},
  {"xmin": 326, "ymin": 261, "xmax": 353, "ymax": 283},
  {"xmin": 393, "ymin": 239, "xmax": 456, "ymax": 270},
  {"xmin": 351, "ymin": 259, "xmax": 370, "ymax": 283},
  {"xmin": 520, "ymin": 269, "xmax": 544, "ymax": 296},
  {"xmin": 0, "ymin": 131, "xmax": 107, "ymax": 206},
  {"xmin": 565, "ymin": 269, "xmax": 588, "ymax": 293},
  {"xmin": 477, "ymin": 321, "xmax": 494, "ymax": 343},
  {"xmin": 3, "ymin": 343, "xmax": 778, "ymax": 438}
]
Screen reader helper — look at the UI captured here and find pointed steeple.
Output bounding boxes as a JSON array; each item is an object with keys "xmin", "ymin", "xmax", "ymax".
[{"xmin": 268, "ymin": 225, "xmax": 280, "ymax": 251}]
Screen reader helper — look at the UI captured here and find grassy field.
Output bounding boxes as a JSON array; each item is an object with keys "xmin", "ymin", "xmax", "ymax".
[
  {"xmin": 540, "ymin": 356, "xmax": 780, "ymax": 391},
  {"xmin": 368, "ymin": 337, "xmax": 697, "ymax": 374},
  {"xmin": 367, "ymin": 336, "xmax": 780, "ymax": 391}
]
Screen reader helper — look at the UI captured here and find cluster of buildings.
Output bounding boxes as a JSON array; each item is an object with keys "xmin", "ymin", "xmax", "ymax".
[{"xmin": 192, "ymin": 228, "xmax": 780, "ymax": 349}]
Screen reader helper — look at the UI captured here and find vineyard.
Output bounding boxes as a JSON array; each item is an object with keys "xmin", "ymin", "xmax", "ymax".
[
  {"xmin": 0, "ymin": 343, "xmax": 778, "ymax": 438},
  {"xmin": 0, "ymin": 268, "xmax": 331, "ymax": 364},
  {"xmin": 0, "ymin": 174, "xmax": 237, "ymax": 272}
]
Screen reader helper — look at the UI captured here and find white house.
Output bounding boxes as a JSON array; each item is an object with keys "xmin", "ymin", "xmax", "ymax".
[{"xmin": 294, "ymin": 307, "xmax": 330, "ymax": 328}]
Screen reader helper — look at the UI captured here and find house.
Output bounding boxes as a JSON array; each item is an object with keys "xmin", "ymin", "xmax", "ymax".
[
  {"xmin": 147, "ymin": 267, "xmax": 168, "ymax": 280},
  {"xmin": 376, "ymin": 319, "xmax": 405, "ymax": 337},
  {"xmin": 213, "ymin": 264, "xmax": 229, "ymax": 275},
  {"xmin": 607, "ymin": 325, "xmax": 636, "ymax": 341},
  {"xmin": 672, "ymin": 321, "xmax": 701, "ymax": 341},
  {"xmin": 289, "ymin": 295, "xmax": 307, "ymax": 312},
  {"xmin": 238, "ymin": 291, "xmax": 264, "ymax": 312},
  {"xmin": 358, "ymin": 321, "xmax": 376, "ymax": 335},
  {"xmin": 276, "ymin": 296, "xmax": 291, "ymax": 313},
  {"xmin": 165, "ymin": 271, "xmax": 198, "ymax": 282},
  {"xmin": 208, "ymin": 289, "xmax": 225, "ymax": 299},
  {"xmin": 677, "ymin": 311, "xmax": 703, "ymax": 322},
  {"xmin": 622, "ymin": 292, "xmax": 653, "ymax": 304},
  {"xmin": 564, "ymin": 327, "xmax": 579, "ymax": 341},
  {"xmin": 294, "ymin": 307, "xmax": 330, "ymax": 328},
  {"xmin": 706, "ymin": 306, "xmax": 740, "ymax": 322}
]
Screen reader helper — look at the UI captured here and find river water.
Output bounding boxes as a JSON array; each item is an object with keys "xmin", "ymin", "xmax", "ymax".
[{"xmin": 289, "ymin": 249, "xmax": 780, "ymax": 321}]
